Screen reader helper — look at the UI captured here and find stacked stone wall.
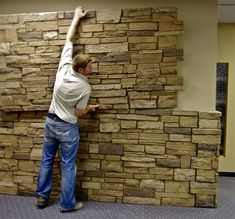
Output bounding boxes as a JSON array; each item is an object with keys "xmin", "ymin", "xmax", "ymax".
[{"xmin": 0, "ymin": 8, "xmax": 221, "ymax": 207}]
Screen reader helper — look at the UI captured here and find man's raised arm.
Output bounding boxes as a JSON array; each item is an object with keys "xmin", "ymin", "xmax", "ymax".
[{"xmin": 66, "ymin": 6, "xmax": 87, "ymax": 44}]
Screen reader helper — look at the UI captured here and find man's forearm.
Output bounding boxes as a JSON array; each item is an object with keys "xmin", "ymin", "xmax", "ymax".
[
  {"xmin": 66, "ymin": 6, "xmax": 87, "ymax": 44},
  {"xmin": 66, "ymin": 14, "xmax": 80, "ymax": 43}
]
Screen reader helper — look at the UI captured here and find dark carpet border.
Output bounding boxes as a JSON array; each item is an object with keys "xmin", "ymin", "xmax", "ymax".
[{"xmin": 219, "ymin": 172, "xmax": 235, "ymax": 177}]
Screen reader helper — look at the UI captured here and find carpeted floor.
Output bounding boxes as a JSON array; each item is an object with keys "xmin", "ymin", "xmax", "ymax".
[{"xmin": 0, "ymin": 177, "xmax": 234, "ymax": 219}]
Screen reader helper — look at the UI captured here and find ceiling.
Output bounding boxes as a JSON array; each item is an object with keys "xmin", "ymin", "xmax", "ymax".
[{"xmin": 218, "ymin": 0, "xmax": 235, "ymax": 23}]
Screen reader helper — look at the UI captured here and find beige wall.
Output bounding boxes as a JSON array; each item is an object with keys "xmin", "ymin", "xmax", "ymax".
[
  {"xmin": 218, "ymin": 24, "xmax": 235, "ymax": 172},
  {"xmin": 0, "ymin": 0, "xmax": 217, "ymax": 111}
]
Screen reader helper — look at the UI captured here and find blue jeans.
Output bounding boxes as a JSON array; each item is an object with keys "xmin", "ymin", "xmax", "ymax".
[{"xmin": 36, "ymin": 117, "xmax": 80, "ymax": 209}]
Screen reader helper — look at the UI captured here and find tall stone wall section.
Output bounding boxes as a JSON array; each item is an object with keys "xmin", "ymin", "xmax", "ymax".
[{"xmin": 0, "ymin": 8, "xmax": 221, "ymax": 207}]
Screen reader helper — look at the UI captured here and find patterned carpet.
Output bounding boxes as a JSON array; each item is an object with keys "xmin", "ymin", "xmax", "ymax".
[{"xmin": 0, "ymin": 177, "xmax": 234, "ymax": 219}]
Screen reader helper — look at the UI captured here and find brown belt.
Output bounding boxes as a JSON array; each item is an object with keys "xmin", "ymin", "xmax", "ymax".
[{"xmin": 47, "ymin": 113, "xmax": 68, "ymax": 123}]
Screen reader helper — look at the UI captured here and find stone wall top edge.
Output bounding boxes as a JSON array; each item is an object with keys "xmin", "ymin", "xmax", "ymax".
[{"xmin": 0, "ymin": 7, "xmax": 178, "ymax": 17}]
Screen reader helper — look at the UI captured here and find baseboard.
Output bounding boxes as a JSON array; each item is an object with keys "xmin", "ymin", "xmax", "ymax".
[{"xmin": 219, "ymin": 172, "xmax": 235, "ymax": 177}]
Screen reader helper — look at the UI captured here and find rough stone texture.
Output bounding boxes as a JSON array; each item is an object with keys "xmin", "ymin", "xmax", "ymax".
[{"xmin": 0, "ymin": 7, "xmax": 221, "ymax": 208}]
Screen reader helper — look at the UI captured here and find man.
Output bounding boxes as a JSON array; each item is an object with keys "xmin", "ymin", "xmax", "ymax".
[{"xmin": 36, "ymin": 6, "xmax": 97, "ymax": 213}]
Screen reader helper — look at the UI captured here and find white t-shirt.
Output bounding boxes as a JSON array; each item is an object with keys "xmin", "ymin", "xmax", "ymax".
[{"xmin": 49, "ymin": 42, "xmax": 91, "ymax": 124}]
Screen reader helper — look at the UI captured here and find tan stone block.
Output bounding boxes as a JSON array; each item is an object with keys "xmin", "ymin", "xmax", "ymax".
[
  {"xmin": 128, "ymin": 91, "xmax": 150, "ymax": 100},
  {"xmin": 153, "ymin": 12, "xmax": 177, "ymax": 22},
  {"xmin": 196, "ymin": 194, "xmax": 216, "ymax": 207},
  {"xmin": 212, "ymin": 157, "xmax": 219, "ymax": 170},
  {"xmin": 92, "ymin": 90, "xmax": 126, "ymax": 98},
  {"xmin": 116, "ymin": 113, "xmax": 159, "ymax": 121},
  {"xmin": 123, "ymin": 8, "xmax": 152, "ymax": 17},
  {"xmin": 19, "ymin": 12, "xmax": 57, "ymax": 22},
  {"xmin": 36, "ymin": 46, "xmax": 59, "ymax": 54},
  {"xmin": 199, "ymin": 119, "xmax": 220, "ymax": 129},
  {"xmin": 88, "ymin": 194, "xmax": 116, "ymax": 202},
  {"xmin": 93, "ymin": 189, "xmax": 123, "ymax": 197},
  {"xmin": 199, "ymin": 112, "xmax": 221, "ymax": 119},
  {"xmin": 5, "ymin": 147, "xmax": 13, "ymax": 158},
  {"xmin": 6, "ymin": 55, "xmax": 29, "ymax": 65},
  {"xmin": 174, "ymin": 169, "xmax": 195, "ymax": 181},
  {"xmin": 192, "ymin": 135, "xmax": 221, "ymax": 144},
  {"xmin": 149, "ymin": 167, "xmax": 173, "ymax": 179},
  {"xmin": 124, "ymin": 144, "xmax": 144, "ymax": 152},
  {"xmin": 0, "ymin": 182, "xmax": 18, "ymax": 195},
  {"xmin": 86, "ymin": 43, "xmax": 128, "ymax": 53},
  {"xmin": 5, "ymin": 29, "xmax": 18, "ymax": 42},
  {"xmin": 123, "ymin": 196, "xmax": 160, "ymax": 205},
  {"xmin": 137, "ymin": 121, "xmax": 163, "ymax": 130},
  {"xmin": 158, "ymin": 95, "xmax": 177, "ymax": 108},
  {"xmin": 89, "ymin": 144, "xmax": 99, "ymax": 154},
  {"xmin": 100, "ymin": 36, "xmax": 128, "ymax": 43},
  {"xmin": 166, "ymin": 142, "xmax": 196, "ymax": 156},
  {"xmin": 100, "ymin": 143, "xmax": 123, "ymax": 155},
  {"xmin": 130, "ymin": 43, "xmax": 157, "ymax": 51},
  {"xmin": 140, "ymin": 179, "xmax": 164, "ymax": 191},
  {"xmin": 106, "ymin": 155, "xmax": 121, "ymax": 161},
  {"xmin": 0, "ymin": 159, "xmax": 17, "ymax": 171},
  {"xmin": 0, "ymin": 134, "xmax": 18, "ymax": 147},
  {"xmin": 78, "ymin": 162, "xmax": 100, "ymax": 171},
  {"xmin": 124, "ymin": 179, "xmax": 140, "ymax": 186},
  {"xmin": 159, "ymin": 21, "xmax": 183, "ymax": 32},
  {"xmin": 129, "ymin": 36, "xmax": 157, "ymax": 43},
  {"xmin": 180, "ymin": 116, "xmax": 198, "ymax": 128},
  {"xmin": 130, "ymin": 100, "xmax": 156, "ymax": 109},
  {"xmin": 19, "ymin": 160, "xmax": 34, "ymax": 172},
  {"xmin": 82, "ymin": 182, "xmax": 101, "ymax": 189},
  {"xmin": 0, "ymin": 42, "xmax": 10, "ymax": 55},
  {"xmin": 43, "ymin": 31, "xmax": 58, "ymax": 40},
  {"xmin": 26, "ymin": 21, "xmax": 58, "ymax": 31},
  {"xmin": 196, "ymin": 170, "xmax": 216, "ymax": 182},
  {"xmin": 124, "ymin": 187, "xmax": 155, "ymax": 198},
  {"xmin": 82, "ymin": 24, "xmax": 103, "ymax": 32},
  {"xmin": 102, "ymin": 182, "xmax": 123, "ymax": 191},
  {"xmin": 0, "ymin": 15, "xmax": 18, "ymax": 24},
  {"xmin": 192, "ymin": 129, "xmax": 221, "ymax": 135},
  {"xmin": 0, "ymin": 171, "xmax": 13, "ymax": 181},
  {"xmin": 169, "ymin": 134, "xmax": 191, "ymax": 142},
  {"xmin": 124, "ymin": 162, "xmax": 155, "ymax": 168},
  {"xmin": 180, "ymin": 155, "xmax": 191, "ymax": 168},
  {"xmin": 191, "ymin": 157, "xmax": 211, "ymax": 170},
  {"xmin": 97, "ymin": 9, "xmax": 121, "ymax": 23},
  {"xmin": 12, "ymin": 45, "xmax": 35, "ymax": 55},
  {"xmin": 121, "ymin": 120, "xmax": 137, "ymax": 129},
  {"xmin": 139, "ymin": 133, "xmax": 168, "ymax": 143},
  {"xmin": 145, "ymin": 145, "xmax": 165, "ymax": 155},
  {"xmin": 79, "ymin": 38, "xmax": 100, "ymax": 44},
  {"xmin": 129, "ymin": 22, "xmax": 158, "ymax": 31},
  {"xmin": 104, "ymin": 24, "xmax": 128, "ymax": 31},
  {"xmin": 122, "ymin": 157, "xmax": 155, "ymax": 163},
  {"xmin": 158, "ymin": 35, "xmax": 177, "ymax": 49},
  {"xmin": 100, "ymin": 65, "xmax": 124, "ymax": 75},
  {"xmin": 0, "ymin": 55, "xmax": 6, "ymax": 67},
  {"xmin": 14, "ymin": 175, "xmax": 33, "ymax": 184},
  {"xmin": 131, "ymin": 53, "xmax": 162, "ymax": 64},
  {"xmin": 165, "ymin": 181, "xmax": 189, "ymax": 193},
  {"xmin": 30, "ymin": 148, "xmax": 42, "ymax": 160},
  {"xmin": 162, "ymin": 197, "xmax": 194, "ymax": 207},
  {"xmin": 172, "ymin": 110, "xmax": 198, "ymax": 116},
  {"xmin": 100, "ymin": 122, "xmax": 120, "ymax": 133},
  {"xmin": 190, "ymin": 182, "xmax": 217, "ymax": 195},
  {"xmin": 101, "ymin": 160, "xmax": 123, "ymax": 172}
]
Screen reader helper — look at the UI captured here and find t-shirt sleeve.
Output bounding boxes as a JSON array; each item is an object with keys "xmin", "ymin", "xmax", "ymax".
[
  {"xmin": 57, "ymin": 42, "xmax": 73, "ymax": 72},
  {"xmin": 76, "ymin": 93, "xmax": 91, "ymax": 110}
]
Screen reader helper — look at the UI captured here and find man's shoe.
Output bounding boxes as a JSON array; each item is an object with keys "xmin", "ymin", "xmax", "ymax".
[
  {"xmin": 60, "ymin": 202, "xmax": 84, "ymax": 213},
  {"xmin": 37, "ymin": 196, "xmax": 49, "ymax": 209}
]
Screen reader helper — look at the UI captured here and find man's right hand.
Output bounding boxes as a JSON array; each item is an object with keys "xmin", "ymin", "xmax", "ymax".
[{"xmin": 74, "ymin": 6, "xmax": 87, "ymax": 18}]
